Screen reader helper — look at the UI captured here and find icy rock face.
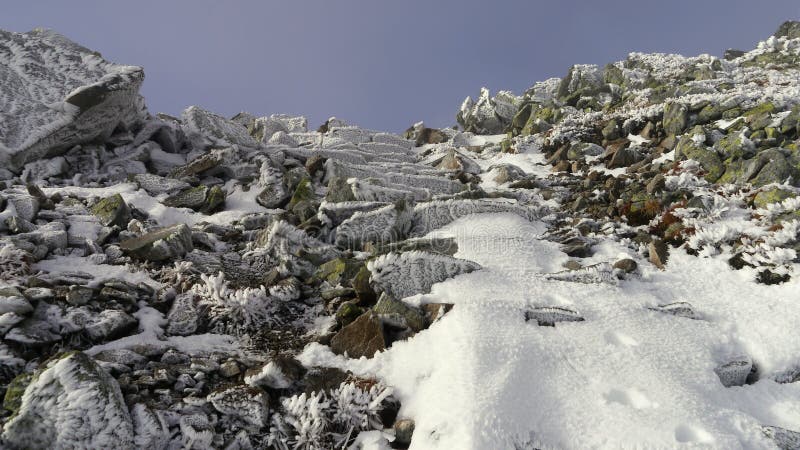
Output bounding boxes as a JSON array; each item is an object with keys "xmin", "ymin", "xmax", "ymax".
[
  {"xmin": 367, "ymin": 251, "xmax": 481, "ymax": 299},
  {"xmin": 0, "ymin": 29, "xmax": 146, "ymax": 172},
  {"xmin": 2, "ymin": 351, "xmax": 134, "ymax": 449}
]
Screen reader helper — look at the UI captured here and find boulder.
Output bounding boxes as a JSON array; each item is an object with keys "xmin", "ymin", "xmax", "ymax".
[
  {"xmin": 91, "ymin": 193, "xmax": 131, "ymax": 228},
  {"xmin": 2, "ymin": 351, "xmax": 134, "ymax": 448},
  {"xmin": 0, "ymin": 29, "xmax": 146, "ymax": 172}
]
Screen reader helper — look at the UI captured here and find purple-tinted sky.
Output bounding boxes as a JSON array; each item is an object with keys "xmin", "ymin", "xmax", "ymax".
[{"xmin": 3, "ymin": 1, "xmax": 799, "ymax": 132}]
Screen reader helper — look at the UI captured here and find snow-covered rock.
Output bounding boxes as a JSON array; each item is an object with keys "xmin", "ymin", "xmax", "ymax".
[{"xmin": 0, "ymin": 29, "xmax": 146, "ymax": 172}]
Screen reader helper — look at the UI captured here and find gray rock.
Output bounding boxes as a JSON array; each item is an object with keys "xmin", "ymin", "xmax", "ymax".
[
  {"xmin": 663, "ymin": 101, "xmax": 689, "ymax": 135},
  {"xmin": 0, "ymin": 294, "xmax": 33, "ymax": 316},
  {"xmin": 649, "ymin": 302, "xmax": 698, "ymax": 319},
  {"xmin": 207, "ymin": 386, "xmax": 269, "ymax": 429},
  {"xmin": 1, "ymin": 351, "xmax": 134, "ymax": 448},
  {"xmin": 132, "ymin": 173, "xmax": 190, "ymax": 195},
  {"xmin": 119, "ymin": 223, "xmax": 193, "ymax": 261},
  {"xmin": 166, "ymin": 292, "xmax": 199, "ymax": 336},
  {"xmin": 372, "ymin": 293, "xmax": 426, "ymax": 333},
  {"xmin": 524, "ymin": 306, "xmax": 585, "ymax": 326},
  {"xmin": 762, "ymin": 425, "xmax": 800, "ymax": 450},
  {"xmin": 84, "ymin": 309, "xmax": 137, "ymax": 341},
  {"xmin": 66, "ymin": 285, "xmax": 94, "ymax": 306},
  {"xmin": 0, "ymin": 29, "xmax": 146, "ymax": 172},
  {"xmin": 714, "ymin": 357, "xmax": 754, "ymax": 387}
]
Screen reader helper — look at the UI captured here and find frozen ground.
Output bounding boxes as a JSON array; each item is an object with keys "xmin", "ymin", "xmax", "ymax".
[{"xmin": 302, "ymin": 144, "xmax": 800, "ymax": 450}]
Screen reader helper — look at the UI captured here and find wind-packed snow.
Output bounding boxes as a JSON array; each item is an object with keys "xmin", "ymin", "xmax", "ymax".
[{"xmin": 302, "ymin": 213, "xmax": 800, "ymax": 449}]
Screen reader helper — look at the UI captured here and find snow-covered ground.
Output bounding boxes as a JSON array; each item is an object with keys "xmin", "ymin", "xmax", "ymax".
[{"xmin": 302, "ymin": 143, "xmax": 800, "ymax": 449}]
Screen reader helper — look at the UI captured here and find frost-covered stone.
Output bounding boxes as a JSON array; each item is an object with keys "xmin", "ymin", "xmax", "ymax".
[
  {"xmin": 0, "ymin": 29, "xmax": 146, "ymax": 172},
  {"xmin": 648, "ymin": 302, "xmax": 699, "ymax": 319},
  {"xmin": 181, "ymin": 105, "xmax": 259, "ymax": 149},
  {"xmin": 524, "ymin": 307, "xmax": 585, "ymax": 327},
  {"xmin": 410, "ymin": 199, "xmax": 544, "ymax": 237},
  {"xmin": 131, "ymin": 403, "xmax": 171, "ymax": 450},
  {"xmin": 335, "ymin": 201, "xmax": 411, "ymax": 249},
  {"xmin": 714, "ymin": 356, "xmax": 754, "ymax": 387},
  {"xmin": 2, "ymin": 351, "xmax": 134, "ymax": 448},
  {"xmin": 207, "ymin": 385, "xmax": 269, "ymax": 429},
  {"xmin": 166, "ymin": 292, "xmax": 200, "ymax": 336},
  {"xmin": 367, "ymin": 251, "xmax": 481, "ymax": 299},
  {"xmin": 545, "ymin": 262, "xmax": 618, "ymax": 284},
  {"xmin": 84, "ymin": 309, "xmax": 137, "ymax": 341},
  {"xmin": 762, "ymin": 425, "xmax": 800, "ymax": 450},
  {"xmin": 119, "ymin": 223, "xmax": 193, "ymax": 261}
]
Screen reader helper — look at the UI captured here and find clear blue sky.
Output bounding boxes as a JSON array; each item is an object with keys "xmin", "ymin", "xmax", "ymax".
[{"xmin": 3, "ymin": 1, "xmax": 799, "ymax": 132}]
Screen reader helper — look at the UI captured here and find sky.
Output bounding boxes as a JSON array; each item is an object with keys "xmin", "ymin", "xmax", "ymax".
[{"xmin": 3, "ymin": 1, "xmax": 799, "ymax": 133}]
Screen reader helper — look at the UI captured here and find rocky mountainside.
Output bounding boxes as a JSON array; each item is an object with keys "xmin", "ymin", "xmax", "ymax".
[{"xmin": 0, "ymin": 22, "xmax": 799, "ymax": 450}]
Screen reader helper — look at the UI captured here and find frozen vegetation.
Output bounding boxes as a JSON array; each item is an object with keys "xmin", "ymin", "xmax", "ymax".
[{"xmin": 0, "ymin": 21, "xmax": 799, "ymax": 450}]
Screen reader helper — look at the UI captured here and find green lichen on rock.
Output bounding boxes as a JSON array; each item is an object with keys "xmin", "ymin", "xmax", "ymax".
[
  {"xmin": 663, "ymin": 101, "xmax": 689, "ymax": 136},
  {"xmin": 287, "ymin": 177, "xmax": 315, "ymax": 210},
  {"xmin": 90, "ymin": 193, "xmax": 130, "ymax": 228},
  {"xmin": 3, "ymin": 372, "xmax": 32, "ymax": 416},
  {"xmin": 676, "ymin": 135, "xmax": 724, "ymax": 183},
  {"xmin": 316, "ymin": 257, "xmax": 362, "ymax": 285},
  {"xmin": 744, "ymin": 102, "xmax": 776, "ymax": 130},
  {"xmin": 372, "ymin": 293, "xmax": 426, "ymax": 333},
  {"xmin": 202, "ymin": 185, "xmax": 226, "ymax": 214},
  {"xmin": 1, "ymin": 351, "xmax": 134, "ymax": 449},
  {"xmin": 753, "ymin": 187, "xmax": 797, "ymax": 209}
]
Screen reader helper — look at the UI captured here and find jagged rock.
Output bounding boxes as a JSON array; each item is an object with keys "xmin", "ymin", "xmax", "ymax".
[
  {"xmin": 207, "ymin": 385, "xmax": 269, "ymax": 429},
  {"xmin": 714, "ymin": 356, "xmax": 755, "ymax": 387},
  {"xmin": 2, "ymin": 351, "xmax": 134, "ymax": 448},
  {"xmin": 372, "ymin": 293, "xmax": 426, "ymax": 333},
  {"xmin": 762, "ymin": 425, "xmax": 800, "ymax": 450},
  {"xmin": 458, "ymin": 88, "xmax": 511, "ymax": 134},
  {"xmin": 119, "ymin": 223, "xmax": 193, "ymax": 261},
  {"xmin": 182, "ymin": 105, "xmax": 259, "ymax": 149},
  {"xmin": 649, "ymin": 239, "xmax": 669, "ymax": 269},
  {"xmin": 367, "ymin": 251, "xmax": 481, "ymax": 299},
  {"xmin": 524, "ymin": 306, "xmax": 585, "ymax": 326},
  {"xmin": 422, "ymin": 303, "xmax": 453, "ymax": 324},
  {"xmin": 84, "ymin": 309, "xmax": 137, "ymax": 341},
  {"xmin": 649, "ymin": 302, "xmax": 698, "ymax": 319},
  {"xmin": 663, "ymin": 101, "xmax": 689, "ymax": 135},
  {"xmin": 330, "ymin": 311, "xmax": 386, "ymax": 359},
  {"xmin": 131, "ymin": 403, "xmax": 171, "ymax": 450},
  {"xmin": 0, "ymin": 29, "xmax": 146, "ymax": 172},
  {"xmin": 608, "ymin": 146, "xmax": 644, "ymax": 169},
  {"xmin": 91, "ymin": 193, "xmax": 131, "ymax": 228},
  {"xmin": 335, "ymin": 201, "xmax": 411, "ymax": 249},
  {"xmin": 163, "ymin": 185, "xmax": 208, "ymax": 209}
]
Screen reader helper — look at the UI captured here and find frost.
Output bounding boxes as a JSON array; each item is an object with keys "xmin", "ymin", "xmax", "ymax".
[
  {"xmin": 131, "ymin": 403, "xmax": 171, "ymax": 450},
  {"xmin": 544, "ymin": 262, "xmax": 618, "ymax": 284},
  {"xmin": 254, "ymin": 220, "xmax": 340, "ymax": 276},
  {"xmin": 2, "ymin": 351, "xmax": 134, "ymax": 449},
  {"xmin": 268, "ymin": 382, "xmax": 392, "ymax": 450},
  {"xmin": 367, "ymin": 251, "xmax": 481, "ymax": 299},
  {"xmin": 193, "ymin": 272, "xmax": 276, "ymax": 334},
  {"xmin": 335, "ymin": 202, "xmax": 412, "ymax": 249},
  {"xmin": 410, "ymin": 199, "xmax": 546, "ymax": 237},
  {"xmin": 0, "ymin": 244, "xmax": 31, "ymax": 283}
]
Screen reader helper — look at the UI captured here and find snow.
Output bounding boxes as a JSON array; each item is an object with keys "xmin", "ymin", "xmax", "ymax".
[
  {"xmin": 301, "ymin": 213, "xmax": 800, "ymax": 449},
  {"xmin": 34, "ymin": 255, "xmax": 161, "ymax": 288}
]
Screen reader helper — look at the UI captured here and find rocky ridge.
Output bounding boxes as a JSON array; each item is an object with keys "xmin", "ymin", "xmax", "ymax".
[{"xmin": 0, "ymin": 22, "xmax": 798, "ymax": 449}]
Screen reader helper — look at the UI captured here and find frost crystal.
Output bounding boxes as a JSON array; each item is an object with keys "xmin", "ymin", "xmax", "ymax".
[
  {"xmin": 193, "ymin": 272, "xmax": 275, "ymax": 334},
  {"xmin": 410, "ymin": 199, "xmax": 546, "ymax": 237},
  {"xmin": 2, "ymin": 351, "xmax": 134, "ymax": 449},
  {"xmin": 367, "ymin": 251, "xmax": 482, "ymax": 299}
]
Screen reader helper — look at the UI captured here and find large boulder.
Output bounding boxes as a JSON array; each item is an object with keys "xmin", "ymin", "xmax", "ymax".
[
  {"xmin": 1, "ymin": 351, "xmax": 134, "ymax": 449},
  {"xmin": 0, "ymin": 29, "xmax": 146, "ymax": 172}
]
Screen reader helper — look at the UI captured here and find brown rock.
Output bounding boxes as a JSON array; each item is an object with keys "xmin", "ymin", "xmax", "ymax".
[
  {"xmin": 330, "ymin": 312, "xmax": 385, "ymax": 359},
  {"xmin": 649, "ymin": 239, "xmax": 669, "ymax": 269},
  {"xmin": 421, "ymin": 303, "xmax": 453, "ymax": 325}
]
